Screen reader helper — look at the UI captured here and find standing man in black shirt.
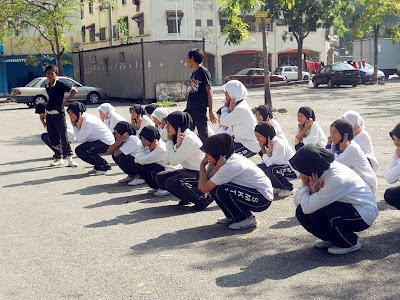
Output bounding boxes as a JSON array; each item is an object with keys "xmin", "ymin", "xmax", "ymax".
[
  {"xmin": 44, "ymin": 65, "xmax": 78, "ymax": 167},
  {"xmin": 185, "ymin": 48, "xmax": 216, "ymax": 143}
]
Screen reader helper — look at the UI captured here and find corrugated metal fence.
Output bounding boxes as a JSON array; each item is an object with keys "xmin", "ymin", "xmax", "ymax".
[{"xmin": 72, "ymin": 39, "xmax": 204, "ymax": 102}]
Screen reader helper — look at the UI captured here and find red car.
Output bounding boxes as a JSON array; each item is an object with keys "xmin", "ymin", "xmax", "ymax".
[{"xmin": 226, "ymin": 68, "xmax": 286, "ymax": 85}]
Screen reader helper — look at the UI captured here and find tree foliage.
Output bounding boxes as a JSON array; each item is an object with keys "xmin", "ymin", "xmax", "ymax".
[{"xmin": 0, "ymin": 0, "xmax": 80, "ymax": 75}]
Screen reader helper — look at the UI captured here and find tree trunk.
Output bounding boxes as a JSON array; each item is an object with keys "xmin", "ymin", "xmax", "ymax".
[
  {"xmin": 373, "ymin": 24, "xmax": 379, "ymax": 83},
  {"xmin": 297, "ymin": 38, "xmax": 303, "ymax": 80},
  {"xmin": 56, "ymin": 54, "xmax": 64, "ymax": 76},
  {"xmin": 261, "ymin": 17, "xmax": 272, "ymax": 107}
]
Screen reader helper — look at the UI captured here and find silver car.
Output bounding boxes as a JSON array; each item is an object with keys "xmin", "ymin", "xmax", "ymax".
[{"xmin": 10, "ymin": 76, "xmax": 107, "ymax": 107}]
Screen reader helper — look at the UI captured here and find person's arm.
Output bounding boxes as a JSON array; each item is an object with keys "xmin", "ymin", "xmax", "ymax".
[
  {"xmin": 62, "ymin": 88, "xmax": 77, "ymax": 107},
  {"xmin": 295, "ymin": 119, "xmax": 313, "ymax": 142},
  {"xmin": 219, "ymin": 106, "xmax": 242, "ymax": 127},
  {"xmin": 107, "ymin": 133, "xmax": 127, "ymax": 154},
  {"xmin": 206, "ymin": 84, "xmax": 217, "ymax": 124},
  {"xmin": 387, "ymin": 150, "xmax": 400, "ymax": 184},
  {"xmin": 301, "ymin": 122, "xmax": 320, "ymax": 145},
  {"xmin": 136, "ymin": 143, "xmax": 166, "ymax": 165},
  {"xmin": 39, "ymin": 113, "xmax": 47, "ymax": 128},
  {"xmin": 166, "ymin": 133, "xmax": 198, "ymax": 166},
  {"xmin": 262, "ymin": 138, "xmax": 286, "ymax": 167},
  {"xmin": 198, "ymin": 156, "xmax": 225, "ymax": 193},
  {"xmin": 74, "ymin": 116, "xmax": 94, "ymax": 143}
]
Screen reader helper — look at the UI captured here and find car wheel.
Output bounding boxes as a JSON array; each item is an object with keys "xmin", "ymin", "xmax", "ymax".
[
  {"xmin": 358, "ymin": 77, "xmax": 364, "ymax": 85},
  {"xmin": 87, "ymin": 92, "xmax": 100, "ymax": 104},
  {"xmin": 303, "ymin": 75, "xmax": 309, "ymax": 80},
  {"xmin": 328, "ymin": 79, "xmax": 334, "ymax": 88},
  {"xmin": 352, "ymin": 83, "xmax": 358, "ymax": 87},
  {"xmin": 283, "ymin": 76, "xmax": 287, "ymax": 81},
  {"xmin": 33, "ymin": 95, "xmax": 47, "ymax": 106},
  {"xmin": 312, "ymin": 79, "xmax": 319, "ymax": 88}
]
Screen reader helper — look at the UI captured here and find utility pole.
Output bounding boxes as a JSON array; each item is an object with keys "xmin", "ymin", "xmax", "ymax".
[{"xmin": 108, "ymin": 0, "xmax": 114, "ymax": 46}]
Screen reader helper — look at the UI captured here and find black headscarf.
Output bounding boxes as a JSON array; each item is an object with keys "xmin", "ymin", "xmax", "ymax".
[
  {"xmin": 331, "ymin": 119, "xmax": 354, "ymax": 146},
  {"xmin": 254, "ymin": 122, "xmax": 276, "ymax": 145},
  {"xmin": 200, "ymin": 133, "xmax": 235, "ymax": 161},
  {"xmin": 129, "ymin": 104, "xmax": 145, "ymax": 116},
  {"xmin": 389, "ymin": 123, "xmax": 400, "ymax": 140},
  {"xmin": 298, "ymin": 106, "xmax": 316, "ymax": 121},
  {"xmin": 35, "ymin": 102, "xmax": 46, "ymax": 114},
  {"xmin": 139, "ymin": 125, "xmax": 160, "ymax": 143},
  {"xmin": 145, "ymin": 104, "xmax": 158, "ymax": 115},
  {"xmin": 289, "ymin": 144, "xmax": 334, "ymax": 177},
  {"xmin": 67, "ymin": 101, "xmax": 86, "ymax": 117},
  {"xmin": 256, "ymin": 105, "xmax": 273, "ymax": 121},
  {"xmin": 114, "ymin": 121, "xmax": 136, "ymax": 136},
  {"xmin": 165, "ymin": 111, "xmax": 194, "ymax": 133}
]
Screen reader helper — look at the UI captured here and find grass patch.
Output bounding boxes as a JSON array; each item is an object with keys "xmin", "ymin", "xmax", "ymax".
[{"xmin": 157, "ymin": 100, "xmax": 177, "ymax": 107}]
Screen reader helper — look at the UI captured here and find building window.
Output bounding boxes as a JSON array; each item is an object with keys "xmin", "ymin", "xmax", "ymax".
[
  {"xmin": 104, "ymin": 58, "xmax": 109, "ymax": 77},
  {"xmin": 207, "ymin": 19, "xmax": 213, "ymax": 27},
  {"xmin": 132, "ymin": 13, "xmax": 144, "ymax": 35},
  {"xmin": 81, "ymin": 26, "xmax": 86, "ymax": 43},
  {"xmin": 87, "ymin": 24, "xmax": 96, "ymax": 42},
  {"xmin": 99, "ymin": 27, "xmax": 106, "ymax": 40},
  {"xmin": 276, "ymin": 19, "xmax": 285, "ymax": 26},
  {"xmin": 133, "ymin": 0, "xmax": 140, "ymax": 12},
  {"xmin": 99, "ymin": 2, "xmax": 104, "ymax": 11},
  {"xmin": 92, "ymin": 55, "xmax": 97, "ymax": 65},
  {"xmin": 195, "ymin": 19, "xmax": 201, "ymax": 26},
  {"xmin": 122, "ymin": 0, "xmax": 126, "ymax": 5},
  {"xmin": 112, "ymin": 25, "xmax": 119, "ymax": 39},
  {"xmin": 166, "ymin": 10, "xmax": 184, "ymax": 34},
  {"xmin": 80, "ymin": 0, "xmax": 84, "ymax": 19},
  {"xmin": 220, "ymin": 19, "xmax": 227, "ymax": 32},
  {"xmin": 119, "ymin": 52, "xmax": 125, "ymax": 63},
  {"xmin": 89, "ymin": 0, "xmax": 94, "ymax": 13}
]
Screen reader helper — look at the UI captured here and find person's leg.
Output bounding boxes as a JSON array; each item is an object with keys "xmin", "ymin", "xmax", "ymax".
[
  {"xmin": 296, "ymin": 202, "xmax": 369, "ymax": 248},
  {"xmin": 138, "ymin": 163, "xmax": 165, "ymax": 189},
  {"xmin": 185, "ymin": 108, "xmax": 208, "ymax": 143},
  {"xmin": 155, "ymin": 169, "xmax": 183, "ymax": 190},
  {"xmin": 234, "ymin": 142, "xmax": 256, "ymax": 158},
  {"xmin": 112, "ymin": 153, "xmax": 138, "ymax": 177},
  {"xmin": 384, "ymin": 186, "xmax": 400, "ymax": 210},
  {"xmin": 46, "ymin": 115, "xmax": 61, "ymax": 158},
  {"xmin": 41, "ymin": 132, "xmax": 58, "ymax": 156},
  {"xmin": 53, "ymin": 114, "xmax": 72, "ymax": 158},
  {"xmin": 211, "ymin": 183, "xmax": 271, "ymax": 223},
  {"xmin": 264, "ymin": 164, "xmax": 295, "ymax": 191},
  {"xmin": 75, "ymin": 141, "xmax": 110, "ymax": 171}
]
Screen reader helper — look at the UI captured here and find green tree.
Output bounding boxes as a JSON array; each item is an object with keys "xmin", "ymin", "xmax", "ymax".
[
  {"xmin": 0, "ymin": 0, "xmax": 79, "ymax": 75},
  {"xmin": 351, "ymin": 0, "xmax": 400, "ymax": 82}
]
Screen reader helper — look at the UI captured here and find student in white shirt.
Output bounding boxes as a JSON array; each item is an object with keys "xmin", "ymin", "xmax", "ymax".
[
  {"xmin": 155, "ymin": 111, "xmax": 213, "ymax": 210},
  {"xmin": 219, "ymin": 80, "xmax": 259, "ymax": 158},
  {"xmin": 295, "ymin": 106, "xmax": 327, "ymax": 151},
  {"xmin": 107, "ymin": 121, "xmax": 142, "ymax": 185},
  {"xmin": 255, "ymin": 104, "xmax": 289, "ymax": 144},
  {"xmin": 215, "ymin": 107, "xmax": 233, "ymax": 135},
  {"xmin": 326, "ymin": 119, "xmax": 377, "ymax": 192},
  {"xmin": 136, "ymin": 126, "xmax": 171, "ymax": 196},
  {"xmin": 384, "ymin": 124, "xmax": 400, "ymax": 209},
  {"xmin": 255, "ymin": 122, "xmax": 298, "ymax": 198},
  {"xmin": 151, "ymin": 107, "xmax": 171, "ymax": 142},
  {"xmin": 97, "ymin": 103, "xmax": 126, "ymax": 134},
  {"xmin": 144, "ymin": 104, "xmax": 158, "ymax": 119},
  {"xmin": 342, "ymin": 110, "xmax": 379, "ymax": 171},
  {"xmin": 198, "ymin": 133, "xmax": 273, "ymax": 230},
  {"xmin": 35, "ymin": 102, "xmax": 76, "ymax": 164},
  {"xmin": 290, "ymin": 144, "xmax": 378, "ymax": 255},
  {"xmin": 67, "ymin": 102, "xmax": 115, "ymax": 175},
  {"xmin": 130, "ymin": 104, "xmax": 155, "ymax": 135}
]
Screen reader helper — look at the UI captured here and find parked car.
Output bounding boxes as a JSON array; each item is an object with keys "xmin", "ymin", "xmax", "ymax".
[
  {"xmin": 10, "ymin": 77, "xmax": 107, "ymax": 107},
  {"xmin": 356, "ymin": 62, "xmax": 385, "ymax": 83},
  {"xmin": 312, "ymin": 63, "xmax": 360, "ymax": 88},
  {"xmin": 226, "ymin": 68, "xmax": 286, "ymax": 85},
  {"xmin": 273, "ymin": 66, "xmax": 310, "ymax": 81}
]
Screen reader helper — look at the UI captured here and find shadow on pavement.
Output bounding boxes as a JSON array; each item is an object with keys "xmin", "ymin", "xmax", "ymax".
[
  {"xmin": 83, "ymin": 193, "xmax": 172, "ymax": 209},
  {"xmin": 269, "ymin": 216, "xmax": 298, "ymax": 229},
  {"xmin": 0, "ymin": 157, "xmax": 51, "ymax": 166},
  {"xmin": 3, "ymin": 173, "xmax": 84, "ymax": 187},
  {"xmin": 216, "ymin": 229, "xmax": 400, "ymax": 287}
]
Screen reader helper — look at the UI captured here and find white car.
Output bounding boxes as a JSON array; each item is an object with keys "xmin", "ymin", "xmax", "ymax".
[
  {"xmin": 273, "ymin": 66, "xmax": 310, "ymax": 81},
  {"xmin": 10, "ymin": 76, "xmax": 107, "ymax": 107}
]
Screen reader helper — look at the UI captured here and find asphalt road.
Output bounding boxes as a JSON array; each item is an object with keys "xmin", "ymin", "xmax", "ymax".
[{"xmin": 1, "ymin": 80, "xmax": 400, "ymax": 300}]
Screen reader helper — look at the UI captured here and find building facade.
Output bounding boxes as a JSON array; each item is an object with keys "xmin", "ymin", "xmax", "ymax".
[{"xmin": 80, "ymin": 0, "xmax": 336, "ymax": 85}]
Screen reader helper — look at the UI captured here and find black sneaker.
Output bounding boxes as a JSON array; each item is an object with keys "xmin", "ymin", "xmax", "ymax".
[{"xmin": 191, "ymin": 196, "xmax": 213, "ymax": 211}]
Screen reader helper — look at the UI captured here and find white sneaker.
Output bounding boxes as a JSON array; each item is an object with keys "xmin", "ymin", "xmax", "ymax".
[
  {"xmin": 314, "ymin": 239, "xmax": 333, "ymax": 249},
  {"xmin": 147, "ymin": 188, "xmax": 158, "ymax": 194},
  {"xmin": 217, "ymin": 216, "xmax": 233, "ymax": 224},
  {"xmin": 50, "ymin": 158, "xmax": 64, "ymax": 167},
  {"xmin": 87, "ymin": 168, "xmax": 97, "ymax": 174},
  {"xmin": 328, "ymin": 241, "xmax": 361, "ymax": 255},
  {"xmin": 273, "ymin": 188, "xmax": 282, "ymax": 194},
  {"xmin": 229, "ymin": 215, "xmax": 257, "ymax": 230},
  {"xmin": 128, "ymin": 178, "xmax": 145, "ymax": 186},
  {"xmin": 118, "ymin": 176, "xmax": 135, "ymax": 183},
  {"xmin": 153, "ymin": 189, "xmax": 170, "ymax": 196},
  {"xmin": 94, "ymin": 170, "xmax": 108, "ymax": 176},
  {"xmin": 278, "ymin": 189, "xmax": 294, "ymax": 198},
  {"xmin": 67, "ymin": 157, "xmax": 78, "ymax": 167}
]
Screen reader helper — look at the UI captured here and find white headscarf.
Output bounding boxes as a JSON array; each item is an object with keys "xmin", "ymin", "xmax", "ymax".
[
  {"xmin": 342, "ymin": 110, "xmax": 366, "ymax": 130},
  {"xmin": 98, "ymin": 103, "xmax": 116, "ymax": 116},
  {"xmin": 151, "ymin": 107, "xmax": 171, "ymax": 123},
  {"xmin": 222, "ymin": 80, "xmax": 248, "ymax": 103}
]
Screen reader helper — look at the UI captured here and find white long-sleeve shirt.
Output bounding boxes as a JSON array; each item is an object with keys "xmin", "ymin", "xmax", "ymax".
[
  {"xmin": 329, "ymin": 141, "xmax": 378, "ymax": 192},
  {"xmin": 386, "ymin": 150, "xmax": 400, "ymax": 184},
  {"xmin": 165, "ymin": 129, "xmax": 204, "ymax": 171},
  {"xmin": 135, "ymin": 139, "xmax": 167, "ymax": 167},
  {"xmin": 261, "ymin": 136, "xmax": 295, "ymax": 168},
  {"xmin": 220, "ymin": 101, "xmax": 260, "ymax": 153},
  {"xmin": 104, "ymin": 112, "xmax": 126, "ymax": 133},
  {"xmin": 136, "ymin": 115, "xmax": 155, "ymax": 136},
  {"xmin": 294, "ymin": 161, "xmax": 378, "ymax": 226},
  {"xmin": 295, "ymin": 121, "xmax": 327, "ymax": 148},
  {"xmin": 354, "ymin": 130, "xmax": 379, "ymax": 171},
  {"xmin": 270, "ymin": 119, "xmax": 289, "ymax": 145},
  {"xmin": 73, "ymin": 113, "xmax": 115, "ymax": 145}
]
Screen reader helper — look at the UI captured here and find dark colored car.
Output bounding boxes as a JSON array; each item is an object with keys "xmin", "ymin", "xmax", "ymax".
[
  {"xmin": 312, "ymin": 63, "xmax": 360, "ymax": 88},
  {"xmin": 226, "ymin": 68, "xmax": 286, "ymax": 85},
  {"xmin": 357, "ymin": 62, "xmax": 385, "ymax": 83}
]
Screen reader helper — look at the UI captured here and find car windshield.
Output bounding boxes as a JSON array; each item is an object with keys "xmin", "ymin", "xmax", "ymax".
[
  {"xmin": 237, "ymin": 69, "xmax": 250, "ymax": 75},
  {"xmin": 292, "ymin": 67, "xmax": 298, "ymax": 71},
  {"xmin": 274, "ymin": 68, "xmax": 282, "ymax": 73},
  {"xmin": 25, "ymin": 78, "xmax": 41, "ymax": 87},
  {"xmin": 332, "ymin": 63, "xmax": 356, "ymax": 71}
]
